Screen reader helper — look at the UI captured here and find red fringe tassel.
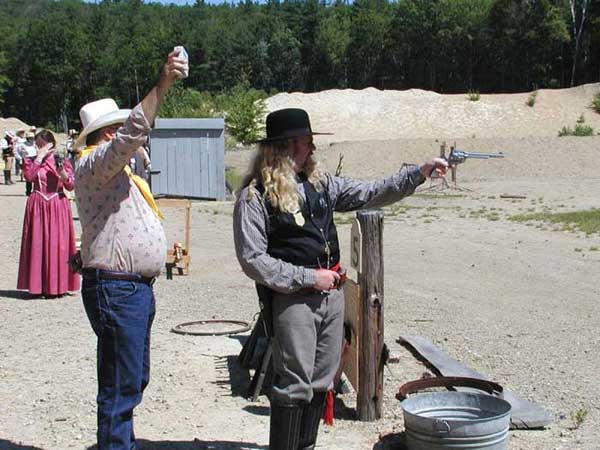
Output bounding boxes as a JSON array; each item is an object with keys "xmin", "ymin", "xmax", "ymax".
[{"xmin": 322, "ymin": 389, "xmax": 334, "ymax": 426}]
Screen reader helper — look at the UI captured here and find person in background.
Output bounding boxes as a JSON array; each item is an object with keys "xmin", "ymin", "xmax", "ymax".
[
  {"xmin": 74, "ymin": 49, "xmax": 186, "ymax": 450},
  {"xmin": 1, "ymin": 131, "xmax": 16, "ymax": 185},
  {"xmin": 233, "ymin": 108, "xmax": 448, "ymax": 450},
  {"xmin": 17, "ymin": 129, "xmax": 79, "ymax": 298},
  {"xmin": 14, "ymin": 128, "xmax": 26, "ymax": 181},
  {"xmin": 20, "ymin": 131, "xmax": 37, "ymax": 195},
  {"xmin": 66, "ymin": 129, "xmax": 79, "ymax": 167}
]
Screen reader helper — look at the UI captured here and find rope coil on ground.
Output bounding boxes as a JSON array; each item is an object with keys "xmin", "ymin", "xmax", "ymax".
[{"xmin": 171, "ymin": 319, "xmax": 251, "ymax": 336}]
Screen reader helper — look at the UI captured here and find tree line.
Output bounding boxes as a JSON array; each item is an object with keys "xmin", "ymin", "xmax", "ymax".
[{"xmin": 0, "ymin": 0, "xmax": 598, "ymax": 131}]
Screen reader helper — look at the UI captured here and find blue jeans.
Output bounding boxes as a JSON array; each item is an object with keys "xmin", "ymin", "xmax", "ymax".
[{"xmin": 82, "ymin": 276, "xmax": 156, "ymax": 450}]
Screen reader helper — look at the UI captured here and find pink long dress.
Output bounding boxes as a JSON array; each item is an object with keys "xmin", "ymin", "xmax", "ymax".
[{"xmin": 17, "ymin": 155, "xmax": 80, "ymax": 295}]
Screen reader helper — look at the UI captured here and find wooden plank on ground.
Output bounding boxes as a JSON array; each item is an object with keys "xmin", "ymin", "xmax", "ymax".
[{"xmin": 398, "ymin": 335, "xmax": 553, "ymax": 429}]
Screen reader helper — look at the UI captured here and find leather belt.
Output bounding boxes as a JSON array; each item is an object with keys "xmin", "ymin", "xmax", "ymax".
[{"xmin": 82, "ymin": 268, "xmax": 156, "ymax": 286}]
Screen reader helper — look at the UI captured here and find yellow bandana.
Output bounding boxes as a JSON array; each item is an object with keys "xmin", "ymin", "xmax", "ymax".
[{"xmin": 79, "ymin": 145, "xmax": 164, "ymax": 219}]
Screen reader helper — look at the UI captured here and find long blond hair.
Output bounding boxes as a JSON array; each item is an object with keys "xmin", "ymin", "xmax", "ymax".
[{"xmin": 239, "ymin": 139, "xmax": 321, "ymax": 213}]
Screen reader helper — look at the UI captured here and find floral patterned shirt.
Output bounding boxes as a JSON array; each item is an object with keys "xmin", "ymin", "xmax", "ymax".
[{"xmin": 74, "ymin": 104, "xmax": 166, "ymax": 277}]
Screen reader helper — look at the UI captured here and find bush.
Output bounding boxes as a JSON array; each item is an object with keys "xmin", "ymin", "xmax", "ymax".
[
  {"xmin": 467, "ymin": 89, "xmax": 480, "ymax": 101},
  {"xmin": 158, "ymin": 83, "xmax": 217, "ymax": 119},
  {"xmin": 592, "ymin": 93, "xmax": 600, "ymax": 114},
  {"xmin": 526, "ymin": 90, "xmax": 538, "ymax": 107},
  {"xmin": 158, "ymin": 80, "xmax": 268, "ymax": 146},
  {"xmin": 558, "ymin": 115, "xmax": 595, "ymax": 136},
  {"xmin": 558, "ymin": 124, "xmax": 594, "ymax": 137},
  {"xmin": 216, "ymin": 81, "xmax": 267, "ymax": 145}
]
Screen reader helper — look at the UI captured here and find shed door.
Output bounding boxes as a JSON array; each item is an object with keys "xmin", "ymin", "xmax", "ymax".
[{"xmin": 150, "ymin": 128, "xmax": 225, "ymax": 200}]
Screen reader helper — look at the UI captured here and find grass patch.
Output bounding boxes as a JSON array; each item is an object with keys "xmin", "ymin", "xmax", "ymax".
[
  {"xmin": 509, "ymin": 209, "xmax": 600, "ymax": 235},
  {"xmin": 334, "ymin": 213, "xmax": 355, "ymax": 225},
  {"xmin": 592, "ymin": 93, "xmax": 600, "ymax": 114},
  {"xmin": 571, "ymin": 408, "xmax": 588, "ymax": 429},
  {"xmin": 467, "ymin": 90, "xmax": 480, "ymax": 101},
  {"xmin": 526, "ymin": 90, "xmax": 538, "ymax": 107},
  {"xmin": 558, "ymin": 115, "xmax": 595, "ymax": 137}
]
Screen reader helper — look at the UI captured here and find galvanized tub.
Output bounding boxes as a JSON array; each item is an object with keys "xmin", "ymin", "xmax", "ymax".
[{"xmin": 401, "ymin": 391, "xmax": 512, "ymax": 450}]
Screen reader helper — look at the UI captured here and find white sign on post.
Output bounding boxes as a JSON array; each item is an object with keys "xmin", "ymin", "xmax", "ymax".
[{"xmin": 350, "ymin": 218, "xmax": 362, "ymax": 274}]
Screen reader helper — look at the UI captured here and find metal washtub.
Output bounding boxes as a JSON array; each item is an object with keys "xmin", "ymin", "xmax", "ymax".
[{"xmin": 398, "ymin": 377, "xmax": 512, "ymax": 450}]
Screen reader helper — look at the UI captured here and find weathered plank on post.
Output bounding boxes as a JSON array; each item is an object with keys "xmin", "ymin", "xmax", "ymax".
[
  {"xmin": 356, "ymin": 210, "xmax": 384, "ymax": 421},
  {"xmin": 342, "ymin": 279, "xmax": 361, "ymax": 392}
]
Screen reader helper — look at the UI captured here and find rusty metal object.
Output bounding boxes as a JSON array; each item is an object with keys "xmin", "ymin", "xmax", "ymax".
[{"xmin": 396, "ymin": 376, "xmax": 504, "ymax": 401}]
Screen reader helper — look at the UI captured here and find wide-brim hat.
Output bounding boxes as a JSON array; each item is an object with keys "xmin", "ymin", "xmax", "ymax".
[
  {"xmin": 75, "ymin": 98, "xmax": 131, "ymax": 149},
  {"xmin": 25, "ymin": 131, "xmax": 35, "ymax": 138},
  {"xmin": 254, "ymin": 108, "xmax": 332, "ymax": 144}
]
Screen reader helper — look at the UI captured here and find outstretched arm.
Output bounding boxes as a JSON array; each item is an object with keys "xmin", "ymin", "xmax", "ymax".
[{"xmin": 330, "ymin": 157, "xmax": 448, "ymax": 212}]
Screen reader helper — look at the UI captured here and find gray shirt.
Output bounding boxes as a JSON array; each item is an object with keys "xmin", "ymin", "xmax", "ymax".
[
  {"xmin": 75, "ymin": 104, "xmax": 167, "ymax": 277},
  {"xmin": 233, "ymin": 166, "xmax": 425, "ymax": 294}
]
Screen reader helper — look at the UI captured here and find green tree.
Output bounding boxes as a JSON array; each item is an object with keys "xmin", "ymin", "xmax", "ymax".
[
  {"xmin": 348, "ymin": 0, "xmax": 393, "ymax": 88},
  {"xmin": 317, "ymin": 3, "xmax": 351, "ymax": 88}
]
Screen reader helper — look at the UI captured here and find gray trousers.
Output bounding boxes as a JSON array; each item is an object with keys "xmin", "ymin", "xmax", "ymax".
[{"xmin": 270, "ymin": 288, "xmax": 344, "ymax": 404}]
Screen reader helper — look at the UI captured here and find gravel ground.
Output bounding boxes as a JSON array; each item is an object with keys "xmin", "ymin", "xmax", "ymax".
[
  {"xmin": 1, "ymin": 158, "xmax": 598, "ymax": 449},
  {"xmin": 1, "ymin": 82, "xmax": 599, "ymax": 449}
]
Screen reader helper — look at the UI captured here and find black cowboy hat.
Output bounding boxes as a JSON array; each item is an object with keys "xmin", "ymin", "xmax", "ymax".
[{"xmin": 254, "ymin": 108, "xmax": 332, "ymax": 144}]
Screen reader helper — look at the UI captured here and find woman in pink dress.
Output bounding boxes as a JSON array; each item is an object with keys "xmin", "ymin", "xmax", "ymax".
[{"xmin": 17, "ymin": 130, "xmax": 80, "ymax": 298}]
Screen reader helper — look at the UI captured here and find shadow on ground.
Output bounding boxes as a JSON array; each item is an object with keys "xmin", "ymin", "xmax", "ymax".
[
  {"xmin": 0, "ymin": 440, "xmax": 44, "ymax": 450},
  {"xmin": 372, "ymin": 432, "xmax": 407, "ymax": 450},
  {"xmin": 212, "ymin": 354, "xmax": 252, "ymax": 398},
  {"xmin": 86, "ymin": 439, "xmax": 267, "ymax": 450},
  {"xmin": 0, "ymin": 290, "xmax": 37, "ymax": 300}
]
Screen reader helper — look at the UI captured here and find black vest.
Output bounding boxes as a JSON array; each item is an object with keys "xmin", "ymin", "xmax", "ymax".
[{"xmin": 260, "ymin": 176, "xmax": 340, "ymax": 269}]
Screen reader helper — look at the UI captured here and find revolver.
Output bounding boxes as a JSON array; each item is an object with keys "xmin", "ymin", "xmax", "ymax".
[{"xmin": 446, "ymin": 148, "xmax": 505, "ymax": 166}]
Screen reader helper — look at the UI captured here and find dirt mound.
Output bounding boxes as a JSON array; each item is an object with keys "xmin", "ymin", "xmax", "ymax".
[
  {"xmin": 0, "ymin": 117, "xmax": 68, "ymax": 148},
  {"xmin": 0, "ymin": 117, "xmax": 30, "ymax": 137},
  {"xmin": 265, "ymin": 83, "xmax": 600, "ymax": 143}
]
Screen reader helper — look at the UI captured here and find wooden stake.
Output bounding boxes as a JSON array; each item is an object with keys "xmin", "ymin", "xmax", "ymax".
[{"xmin": 356, "ymin": 210, "xmax": 384, "ymax": 421}]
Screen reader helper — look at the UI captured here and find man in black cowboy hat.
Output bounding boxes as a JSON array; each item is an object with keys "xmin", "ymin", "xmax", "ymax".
[{"xmin": 233, "ymin": 108, "xmax": 448, "ymax": 449}]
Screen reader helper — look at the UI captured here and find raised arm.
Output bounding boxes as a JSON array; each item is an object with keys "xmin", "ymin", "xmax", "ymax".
[{"xmin": 76, "ymin": 50, "xmax": 187, "ymax": 185}]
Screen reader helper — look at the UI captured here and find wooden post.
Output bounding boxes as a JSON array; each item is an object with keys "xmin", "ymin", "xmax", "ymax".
[
  {"xmin": 356, "ymin": 210, "xmax": 384, "ymax": 421},
  {"xmin": 450, "ymin": 142, "xmax": 457, "ymax": 184}
]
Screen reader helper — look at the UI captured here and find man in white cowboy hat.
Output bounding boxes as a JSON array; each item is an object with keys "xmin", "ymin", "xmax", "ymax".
[{"xmin": 74, "ymin": 49, "xmax": 187, "ymax": 450}]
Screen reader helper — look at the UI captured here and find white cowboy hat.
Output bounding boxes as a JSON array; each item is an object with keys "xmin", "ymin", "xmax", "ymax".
[{"xmin": 75, "ymin": 98, "xmax": 131, "ymax": 149}]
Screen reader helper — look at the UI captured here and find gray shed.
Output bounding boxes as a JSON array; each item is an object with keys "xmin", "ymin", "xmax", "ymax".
[{"xmin": 149, "ymin": 118, "xmax": 225, "ymax": 200}]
